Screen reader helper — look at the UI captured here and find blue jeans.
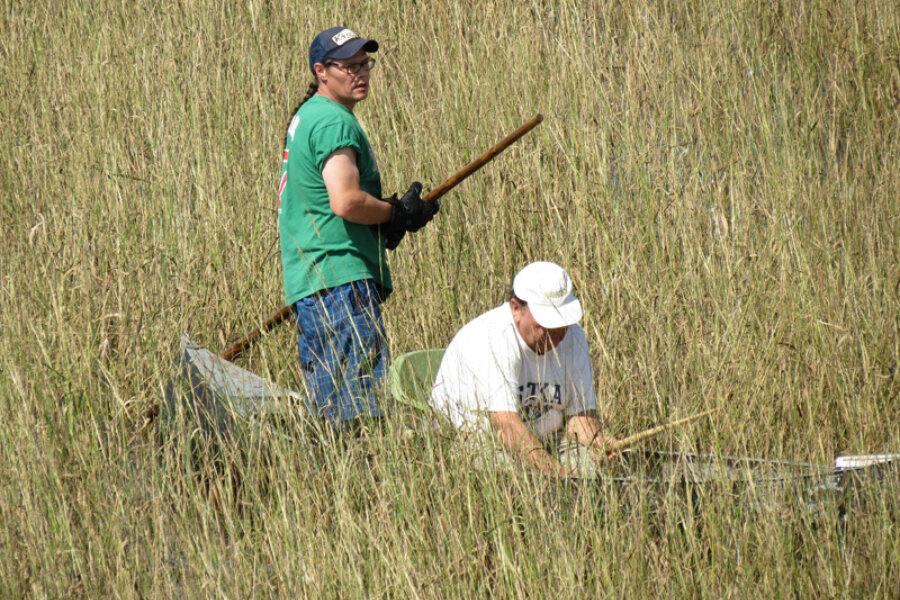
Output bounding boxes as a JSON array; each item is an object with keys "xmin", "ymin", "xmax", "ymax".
[{"xmin": 293, "ymin": 279, "xmax": 388, "ymax": 425}]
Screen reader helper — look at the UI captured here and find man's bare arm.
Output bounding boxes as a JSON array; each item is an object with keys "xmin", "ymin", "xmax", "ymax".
[
  {"xmin": 489, "ymin": 411, "xmax": 570, "ymax": 476},
  {"xmin": 566, "ymin": 409, "xmax": 617, "ymax": 453},
  {"xmin": 321, "ymin": 148, "xmax": 392, "ymax": 224}
]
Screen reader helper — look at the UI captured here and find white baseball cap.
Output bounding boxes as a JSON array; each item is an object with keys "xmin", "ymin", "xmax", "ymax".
[{"xmin": 512, "ymin": 262, "xmax": 583, "ymax": 328}]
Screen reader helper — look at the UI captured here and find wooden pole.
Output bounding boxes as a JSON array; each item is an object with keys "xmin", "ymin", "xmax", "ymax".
[
  {"xmin": 603, "ymin": 409, "xmax": 718, "ymax": 454},
  {"xmin": 421, "ymin": 114, "xmax": 543, "ymax": 203},
  {"xmin": 220, "ymin": 305, "xmax": 293, "ymax": 362}
]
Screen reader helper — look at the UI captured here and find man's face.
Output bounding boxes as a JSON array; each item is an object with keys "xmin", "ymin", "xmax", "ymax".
[
  {"xmin": 314, "ymin": 50, "xmax": 373, "ymax": 108},
  {"xmin": 510, "ymin": 299, "xmax": 568, "ymax": 355}
]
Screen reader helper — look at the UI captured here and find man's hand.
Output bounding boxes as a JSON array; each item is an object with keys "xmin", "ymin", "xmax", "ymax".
[
  {"xmin": 567, "ymin": 411, "xmax": 618, "ymax": 461},
  {"xmin": 377, "ymin": 215, "xmax": 406, "ymax": 251},
  {"xmin": 386, "ymin": 182, "xmax": 439, "ymax": 229},
  {"xmin": 490, "ymin": 411, "xmax": 571, "ymax": 477},
  {"xmin": 375, "ymin": 194, "xmax": 407, "ymax": 250},
  {"xmin": 377, "ymin": 182, "xmax": 440, "ymax": 250}
]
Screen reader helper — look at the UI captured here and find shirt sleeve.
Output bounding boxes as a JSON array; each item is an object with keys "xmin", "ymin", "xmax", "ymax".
[{"xmin": 310, "ymin": 119, "xmax": 364, "ymax": 172}]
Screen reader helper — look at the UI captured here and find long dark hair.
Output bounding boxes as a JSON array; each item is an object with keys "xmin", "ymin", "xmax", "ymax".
[{"xmin": 284, "ymin": 80, "xmax": 319, "ymax": 145}]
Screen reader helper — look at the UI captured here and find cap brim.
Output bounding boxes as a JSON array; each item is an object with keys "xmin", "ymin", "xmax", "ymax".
[
  {"xmin": 329, "ymin": 38, "xmax": 379, "ymax": 60},
  {"xmin": 528, "ymin": 297, "xmax": 583, "ymax": 329}
]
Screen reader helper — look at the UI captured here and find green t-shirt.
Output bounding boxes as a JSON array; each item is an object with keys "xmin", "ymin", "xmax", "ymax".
[{"xmin": 278, "ymin": 95, "xmax": 392, "ymax": 305}]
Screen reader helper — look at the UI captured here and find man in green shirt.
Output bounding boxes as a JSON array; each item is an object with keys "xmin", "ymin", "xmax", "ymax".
[{"xmin": 278, "ymin": 27, "xmax": 438, "ymax": 430}]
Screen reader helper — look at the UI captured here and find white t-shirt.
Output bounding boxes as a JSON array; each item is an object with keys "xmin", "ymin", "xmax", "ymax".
[{"xmin": 431, "ymin": 304, "xmax": 596, "ymax": 440}]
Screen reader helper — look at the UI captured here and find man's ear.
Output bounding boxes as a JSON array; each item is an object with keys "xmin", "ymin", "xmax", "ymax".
[
  {"xmin": 313, "ymin": 62, "xmax": 328, "ymax": 82},
  {"xmin": 509, "ymin": 298, "xmax": 526, "ymax": 328}
]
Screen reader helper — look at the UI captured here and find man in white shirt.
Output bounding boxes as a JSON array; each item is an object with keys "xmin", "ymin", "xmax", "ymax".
[{"xmin": 431, "ymin": 262, "xmax": 616, "ymax": 477}]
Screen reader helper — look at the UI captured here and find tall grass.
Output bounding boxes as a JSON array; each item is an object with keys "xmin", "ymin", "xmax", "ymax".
[{"xmin": 2, "ymin": 0, "xmax": 899, "ymax": 596}]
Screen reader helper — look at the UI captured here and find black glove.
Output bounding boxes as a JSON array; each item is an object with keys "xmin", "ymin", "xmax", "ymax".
[
  {"xmin": 386, "ymin": 182, "xmax": 439, "ymax": 233},
  {"xmin": 374, "ymin": 194, "xmax": 407, "ymax": 251},
  {"xmin": 380, "ymin": 218, "xmax": 406, "ymax": 251},
  {"xmin": 377, "ymin": 182, "xmax": 439, "ymax": 251}
]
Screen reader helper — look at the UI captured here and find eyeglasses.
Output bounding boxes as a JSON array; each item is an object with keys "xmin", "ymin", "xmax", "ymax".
[{"xmin": 324, "ymin": 58, "xmax": 376, "ymax": 75}]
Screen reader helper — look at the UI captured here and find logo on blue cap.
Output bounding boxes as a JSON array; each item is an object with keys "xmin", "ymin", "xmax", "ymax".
[{"xmin": 331, "ymin": 29, "xmax": 359, "ymax": 46}]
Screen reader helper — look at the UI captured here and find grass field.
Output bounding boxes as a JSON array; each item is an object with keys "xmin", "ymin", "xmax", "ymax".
[{"xmin": 2, "ymin": 0, "xmax": 899, "ymax": 597}]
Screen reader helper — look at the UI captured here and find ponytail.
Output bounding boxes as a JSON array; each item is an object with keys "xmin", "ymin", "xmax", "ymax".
[{"xmin": 284, "ymin": 80, "xmax": 320, "ymax": 144}]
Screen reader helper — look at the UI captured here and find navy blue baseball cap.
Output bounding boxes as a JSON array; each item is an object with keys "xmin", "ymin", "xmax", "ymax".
[{"xmin": 309, "ymin": 27, "xmax": 379, "ymax": 73}]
